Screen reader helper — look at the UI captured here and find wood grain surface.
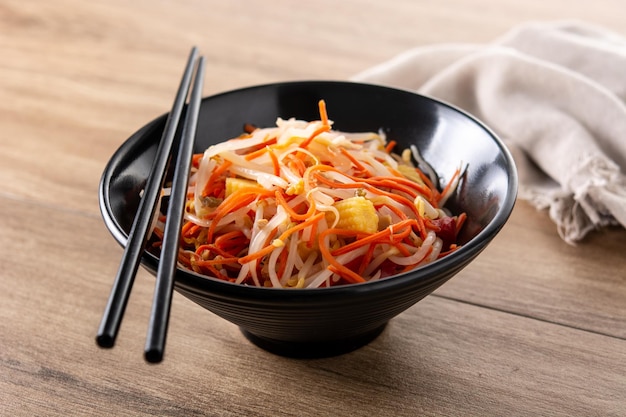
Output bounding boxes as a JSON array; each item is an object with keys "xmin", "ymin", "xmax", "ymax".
[{"xmin": 1, "ymin": 1, "xmax": 625, "ymax": 416}]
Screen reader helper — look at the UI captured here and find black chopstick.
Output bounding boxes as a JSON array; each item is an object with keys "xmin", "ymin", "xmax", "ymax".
[
  {"xmin": 96, "ymin": 47, "xmax": 199, "ymax": 349},
  {"xmin": 144, "ymin": 56, "xmax": 206, "ymax": 363}
]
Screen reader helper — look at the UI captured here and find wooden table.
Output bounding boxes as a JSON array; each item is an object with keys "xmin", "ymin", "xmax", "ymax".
[{"xmin": 2, "ymin": 1, "xmax": 625, "ymax": 415}]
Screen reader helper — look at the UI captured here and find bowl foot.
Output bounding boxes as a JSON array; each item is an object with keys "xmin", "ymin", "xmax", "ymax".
[{"xmin": 240, "ymin": 324, "xmax": 387, "ymax": 358}]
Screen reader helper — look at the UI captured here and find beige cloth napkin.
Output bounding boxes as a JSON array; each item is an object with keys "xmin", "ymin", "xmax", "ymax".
[{"xmin": 352, "ymin": 21, "xmax": 626, "ymax": 244}]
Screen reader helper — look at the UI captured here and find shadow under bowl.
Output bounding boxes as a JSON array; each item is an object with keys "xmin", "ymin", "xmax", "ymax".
[{"xmin": 99, "ymin": 81, "xmax": 517, "ymax": 358}]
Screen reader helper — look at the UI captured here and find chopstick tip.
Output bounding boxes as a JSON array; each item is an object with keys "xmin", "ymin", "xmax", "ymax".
[
  {"xmin": 144, "ymin": 348, "xmax": 164, "ymax": 364},
  {"xmin": 96, "ymin": 334, "xmax": 115, "ymax": 349}
]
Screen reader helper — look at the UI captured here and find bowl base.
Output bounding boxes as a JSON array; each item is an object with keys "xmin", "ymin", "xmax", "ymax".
[{"xmin": 240, "ymin": 324, "xmax": 387, "ymax": 358}]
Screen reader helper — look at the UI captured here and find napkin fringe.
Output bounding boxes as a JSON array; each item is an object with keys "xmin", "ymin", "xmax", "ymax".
[{"xmin": 530, "ymin": 156, "xmax": 626, "ymax": 243}]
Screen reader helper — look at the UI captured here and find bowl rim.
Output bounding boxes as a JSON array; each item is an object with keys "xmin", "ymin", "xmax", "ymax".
[{"xmin": 99, "ymin": 80, "xmax": 518, "ymax": 298}]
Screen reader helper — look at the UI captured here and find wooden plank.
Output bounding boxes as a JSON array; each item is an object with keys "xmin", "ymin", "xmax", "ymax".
[
  {"xmin": 1, "ymin": 185, "xmax": 624, "ymax": 417},
  {"xmin": 436, "ymin": 200, "xmax": 626, "ymax": 338}
]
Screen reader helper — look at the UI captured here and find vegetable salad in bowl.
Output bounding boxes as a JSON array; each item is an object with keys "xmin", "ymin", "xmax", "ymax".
[{"xmin": 151, "ymin": 100, "xmax": 466, "ymax": 288}]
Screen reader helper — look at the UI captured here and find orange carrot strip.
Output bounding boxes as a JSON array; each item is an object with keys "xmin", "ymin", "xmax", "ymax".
[
  {"xmin": 319, "ymin": 99, "xmax": 329, "ymax": 127},
  {"xmin": 437, "ymin": 167, "xmax": 461, "ymax": 203},
  {"xmin": 237, "ymin": 228, "xmax": 278, "ymax": 268},
  {"xmin": 416, "ymin": 169, "xmax": 437, "ymax": 191},
  {"xmin": 318, "ymin": 228, "xmax": 366, "ymax": 284},
  {"xmin": 237, "ymin": 243, "xmax": 276, "ymax": 265},
  {"xmin": 215, "ymin": 230, "xmax": 248, "ymax": 251},
  {"xmin": 202, "ymin": 160, "xmax": 233, "ymax": 197},
  {"xmin": 339, "ymin": 147, "xmax": 371, "ymax": 176},
  {"xmin": 369, "ymin": 175, "xmax": 428, "ymax": 197},
  {"xmin": 331, "ymin": 219, "xmax": 417, "ymax": 257},
  {"xmin": 286, "ymin": 154, "xmax": 307, "ymax": 176},
  {"xmin": 238, "ymin": 213, "xmax": 324, "ymax": 265},
  {"xmin": 268, "ymin": 147, "xmax": 280, "ymax": 177},
  {"xmin": 358, "ymin": 243, "xmax": 377, "ymax": 275},
  {"xmin": 299, "ymin": 124, "xmax": 331, "ymax": 149},
  {"xmin": 415, "ymin": 212, "xmax": 427, "ymax": 240},
  {"xmin": 392, "ymin": 242, "xmax": 412, "ymax": 257},
  {"xmin": 312, "ymin": 170, "xmax": 421, "ymax": 219},
  {"xmin": 244, "ymin": 146, "xmax": 268, "ymax": 161},
  {"xmin": 207, "ymin": 186, "xmax": 272, "ymax": 242},
  {"xmin": 376, "ymin": 200, "xmax": 408, "ymax": 220},
  {"xmin": 181, "ymin": 221, "xmax": 201, "ymax": 238},
  {"xmin": 437, "ymin": 246, "xmax": 460, "ymax": 258},
  {"xmin": 275, "ymin": 190, "xmax": 316, "ymax": 221},
  {"xmin": 456, "ymin": 212, "xmax": 467, "ymax": 234},
  {"xmin": 275, "ymin": 212, "xmax": 324, "ymax": 243},
  {"xmin": 192, "ymin": 153, "xmax": 204, "ymax": 168},
  {"xmin": 152, "ymin": 227, "xmax": 164, "ymax": 240},
  {"xmin": 384, "ymin": 140, "xmax": 397, "ymax": 154}
]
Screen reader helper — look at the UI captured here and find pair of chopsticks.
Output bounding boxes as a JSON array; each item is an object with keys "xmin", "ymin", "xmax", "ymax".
[{"xmin": 96, "ymin": 47, "xmax": 205, "ymax": 363}]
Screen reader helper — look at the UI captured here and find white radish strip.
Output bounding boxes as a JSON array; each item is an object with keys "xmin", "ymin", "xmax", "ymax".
[
  {"xmin": 216, "ymin": 205, "xmax": 252, "ymax": 227},
  {"xmin": 410, "ymin": 144, "xmax": 438, "ymax": 187},
  {"xmin": 277, "ymin": 122, "xmax": 320, "ymax": 145},
  {"xmin": 278, "ymin": 146, "xmax": 320, "ymax": 166},
  {"xmin": 358, "ymin": 152, "xmax": 394, "ymax": 177},
  {"xmin": 297, "ymin": 251, "xmax": 318, "ymax": 281},
  {"xmin": 373, "ymin": 195, "xmax": 414, "ymax": 219},
  {"xmin": 193, "ymin": 156, "xmax": 217, "ymax": 216},
  {"xmin": 278, "ymin": 235, "xmax": 299, "ymax": 285},
  {"xmin": 203, "ymin": 128, "xmax": 274, "ymax": 159},
  {"xmin": 362, "ymin": 246, "xmax": 399, "ymax": 277},
  {"xmin": 222, "ymin": 153, "xmax": 288, "ymax": 189},
  {"xmin": 316, "ymin": 186, "xmax": 356, "ymax": 201},
  {"xmin": 368, "ymin": 147, "xmax": 399, "ymax": 170},
  {"xmin": 306, "ymin": 246, "xmax": 368, "ymax": 288},
  {"xmin": 183, "ymin": 211, "xmax": 212, "ymax": 228},
  {"xmin": 339, "ymin": 131, "xmax": 383, "ymax": 144},
  {"xmin": 439, "ymin": 163, "xmax": 467, "ymax": 207},
  {"xmin": 377, "ymin": 205, "xmax": 403, "ymax": 226},
  {"xmin": 414, "ymin": 195, "xmax": 439, "ymax": 219},
  {"xmin": 279, "ymin": 165, "xmax": 302, "ymax": 185},
  {"xmin": 421, "ymin": 237, "xmax": 443, "ymax": 265},
  {"xmin": 267, "ymin": 244, "xmax": 285, "ymax": 288},
  {"xmin": 245, "ymin": 205, "xmax": 289, "ymax": 284},
  {"xmin": 368, "ymin": 270, "xmax": 382, "ymax": 282},
  {"xmin": 303, "ymin": 266, "xmax": 333, "ymax": 289},
  {"xmin": 235, "ymin": 263, "xmax": 255, "ymax": 286},
  {"xmin": 306, "ymin": 188, "xmax": 334, "ymax": 206},
  {"xmin": 388, "ymin": 231, "xmax": 436, "ymax": 266}
]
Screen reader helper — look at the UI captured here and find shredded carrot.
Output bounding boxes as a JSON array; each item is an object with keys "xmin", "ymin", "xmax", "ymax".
[
  {"xmin": 268, "ymin": 147, "xmax": 280, "ymax": 177},
  {"xmin": 438, "ymin": 167, "xmax": 461, "ymax": 203},
  {"xmin": 318, "ymin": 99, "xmax": 329, "ymax": 127},
  {"xmin": 299, "ymin": 124, "xmax": 330, "ymax": 149},
  {"xmin": 319, "ymin": 228, "xmax": 366, "ymax": 284},
  {"xmin": 238, "ymin": 213, "xmax": 324, "ymax": 265},
  {"xmin": 192, "ymin": 153, "xmax": 204, "ymax": 167},
  {"xmin": 331, "ymin": 219, "xmax": 418, "ymax": 257},
  {"xmin": 339, "ymin": 147, "xmax": 371, "ymax": 176},
  {"xmin": 384, "ymin": 140, "xmax": 397, "ymax": 154},
  {"xmin": 275, "ymin": 190, "xmax": 316, "ymax": 221},
  {"xmin": 358, "ymin": 243, "xmax": 377, "ymax": 275},
  {"xmin": 202, "ymin": 159, "xmax": 233, "ymax": 197},
  {"xmin": 206, "ymin": 186, "xmax": 272, "ymax": 242},
  {"xmin": 244, "ymin": 146, "xmax": 268, "ymax": 161}
]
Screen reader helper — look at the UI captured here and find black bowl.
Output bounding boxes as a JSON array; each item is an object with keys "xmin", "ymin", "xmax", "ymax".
[{"xmin": 99, "ymin": 81, "xmax": 517, "ymax": 358}]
